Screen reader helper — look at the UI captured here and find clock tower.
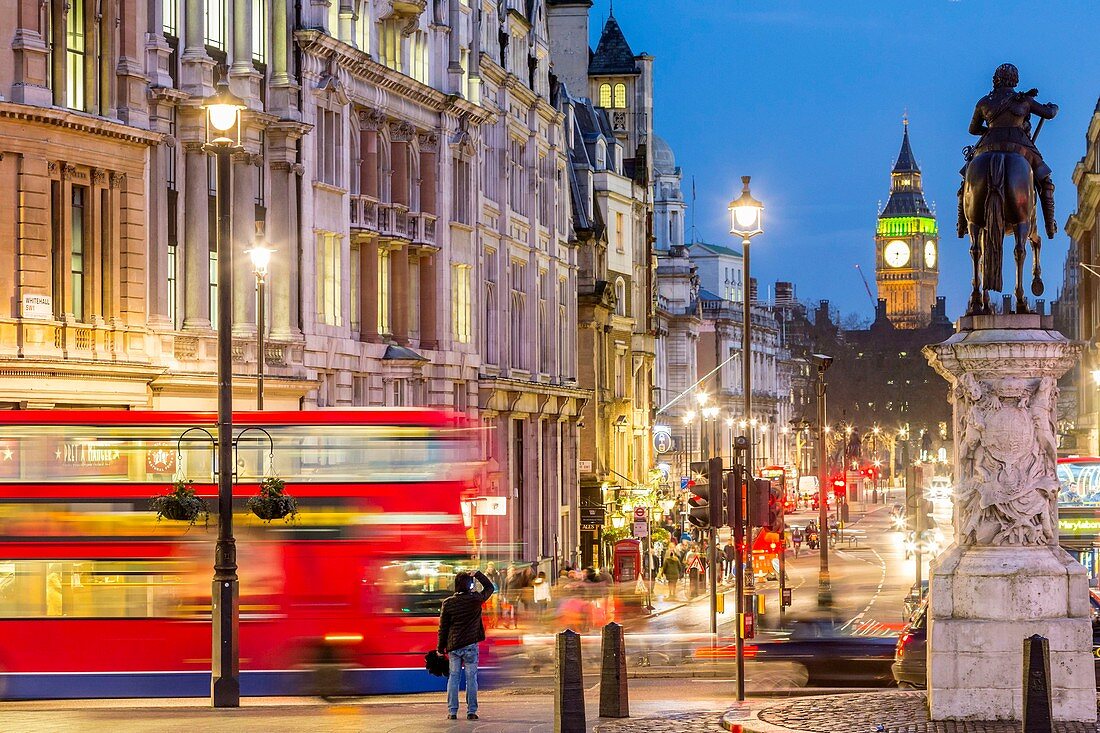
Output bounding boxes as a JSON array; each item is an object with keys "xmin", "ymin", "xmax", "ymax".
[{"xmin": 876, "ymin": 120, "xmax": 938, "ymax": 328}]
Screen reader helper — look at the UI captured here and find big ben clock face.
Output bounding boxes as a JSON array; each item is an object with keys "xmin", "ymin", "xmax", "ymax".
[
  {"xmin": 884, "ymin": 240, "xmax": 910, "ymax": 268},
  {"xmin": 925, "ymin": 240, "xmax": 937, "ymax": 268}
]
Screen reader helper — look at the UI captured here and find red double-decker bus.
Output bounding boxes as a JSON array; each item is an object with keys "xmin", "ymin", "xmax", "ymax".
[{"xmin": 0, "ymin": 409, "xmax": 478, "ymax": 698}]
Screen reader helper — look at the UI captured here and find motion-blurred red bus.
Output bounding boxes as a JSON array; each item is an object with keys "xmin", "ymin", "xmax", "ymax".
[{"xmin": 0, "ymin": 409, "xmax": 478, "ymax": 698}]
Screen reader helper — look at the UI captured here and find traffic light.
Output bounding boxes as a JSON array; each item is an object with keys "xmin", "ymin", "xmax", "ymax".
[
  {"xmin": 750, "ymin": 478, "xmax": 770, "ymax": 527},
  {"xmin": 688, "ymin": 457, "xmax": 724, "ymax": 528},
  {"xmin": 831, "ymin": 475, "xmax": 847, "ymax": 502}
]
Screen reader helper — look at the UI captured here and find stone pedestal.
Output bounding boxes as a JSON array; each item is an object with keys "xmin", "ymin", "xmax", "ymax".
[{"xmin": 923, "ymin": 318, "xmax": 1096, "ymax": 722}]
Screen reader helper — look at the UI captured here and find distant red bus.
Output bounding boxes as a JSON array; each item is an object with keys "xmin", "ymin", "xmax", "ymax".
[{"xmin": 0, "ymin": 409, "xmax": 478, "ymax": 698}]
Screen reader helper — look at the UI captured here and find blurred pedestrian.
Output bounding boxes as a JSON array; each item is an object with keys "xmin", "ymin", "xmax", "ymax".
[
  {"xmin": 437, "ymin": 569, "xmax": 495, "ymax": 721},
  {"xmin": 723, "ymin": 542, "xmax": 736, "ymax": 581},
  {"xmin": 661, "ymin": 551, "xmax": 682, "ymax": 600},
  {"xmin": 533, "ymin": 571, "xmax": 551, "ymax": 622}
]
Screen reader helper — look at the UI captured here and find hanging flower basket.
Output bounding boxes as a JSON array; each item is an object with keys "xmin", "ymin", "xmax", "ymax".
[
  {"xmin": 247, "ymin": 476, "xmax": 298, "ymax": 522},
  {"xmin": 151, "ymin": 480, "xmax": 209, "ymax": 526}
]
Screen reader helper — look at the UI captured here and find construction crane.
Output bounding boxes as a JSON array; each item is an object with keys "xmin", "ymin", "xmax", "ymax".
[{"xmin": 854, "ymin": 264, "xmax": 876, "ymax": 310}]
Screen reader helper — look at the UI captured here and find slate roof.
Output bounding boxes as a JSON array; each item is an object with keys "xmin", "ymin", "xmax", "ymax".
[
  {"xmin": 880, "ymin": 123, "xmax": 933, "ymax": 218},
  {"xmin": 589, "ymin": 14, "xmax": 638, "ymax": 75},
  {"xmin": 687, "ymin": 240, "xmax": 743, "ymax": 259},
  {"xmin": 892, "ymin": 121, "xmax": 919, "ymax": 174}
]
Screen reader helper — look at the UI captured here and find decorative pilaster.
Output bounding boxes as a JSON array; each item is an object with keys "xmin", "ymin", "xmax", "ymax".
[
  {"xmin": 231, "ymin": 149, "xmax": 257, "ymax": 335},
  {"xmin": 181, "ymin": 141, "xmax": 211, "ymax": 330}
]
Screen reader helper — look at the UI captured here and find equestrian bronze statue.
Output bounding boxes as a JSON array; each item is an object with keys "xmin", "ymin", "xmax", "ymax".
[{"xmin": 958, "ymin": 63, "xmax": 1058, "ymax": 316}]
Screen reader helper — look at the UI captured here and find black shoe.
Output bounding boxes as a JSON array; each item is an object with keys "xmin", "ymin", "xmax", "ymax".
[
  {"xmin": 447, "ymin": 714, "xmax": 457, "ymax": 720},
  {"xmin": 467, "ymin": 713, "xmax": 479, "ymax": 720}
]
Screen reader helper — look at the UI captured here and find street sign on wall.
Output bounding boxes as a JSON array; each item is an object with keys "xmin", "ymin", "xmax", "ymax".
[
  {"xmin": 653, "ymin": 427, "xmax": 673, "ymax": 454},
  {"xmin": 633, "ymin": 520, "xmax": 648, "ymax": 538}
]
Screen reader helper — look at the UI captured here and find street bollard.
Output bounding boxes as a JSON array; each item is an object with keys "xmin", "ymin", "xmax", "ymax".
[
  {"xmin": 555, "ymin": 629, "xmax": 585, "ymax": 733},
  {"xmin": 1022, "ymin": 634, "xmax": 1053, "ymax": 733},
  {"xmin": 599, "ymin": 622, "xmax": 629, "ymax": 718}
]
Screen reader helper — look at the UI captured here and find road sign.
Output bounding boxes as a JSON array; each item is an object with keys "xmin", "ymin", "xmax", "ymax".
[
  {"xmin": 633, "ymin": 520, "xmax": 649, "ymax": 538},
  {"xmin": 681, "ymin": 476, "xmax": 690, "ymax": 490},
  {"xmin": 633, "ymin": 506, "xmax": 648, "ymax": 521},
  {"xmin": 653, "ymin": 429, "xmax": 673, "ymax": 454}
]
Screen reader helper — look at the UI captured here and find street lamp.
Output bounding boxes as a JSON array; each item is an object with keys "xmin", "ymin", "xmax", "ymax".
[
  {"xmin": 728, "ymin": 175, "xmax": 763, "ymax": 703},
  {"xmin": 202, "ymin": 72, "xmax": 246, "ymax": 709},
  {"xmin": 246, "ymin": 232, "xmax": 274, "ymax": 410},
  {"xmin": 811, "ymin": 353, "xmax": 833, "ymax": 609}
]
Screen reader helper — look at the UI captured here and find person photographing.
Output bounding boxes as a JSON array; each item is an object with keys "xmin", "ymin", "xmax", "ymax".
[{"xmin": 437, "ymin": 568, "xmax": 495, "ymax": 720}]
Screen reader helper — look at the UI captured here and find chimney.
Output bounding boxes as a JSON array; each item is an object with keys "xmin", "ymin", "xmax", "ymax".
[
  {"xmin": 1001, "ymin": 294, "xmax": 1012, "ymax": 315},
  {"xmin": 546, "ymin": 1, "xmax": 593, "ymax": 100}
]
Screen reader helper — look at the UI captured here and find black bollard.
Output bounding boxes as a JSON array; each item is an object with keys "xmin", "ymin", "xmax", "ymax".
[
  {"xmin": 599, "ymin": 622, "xmax": 629, "ymax": 718},
  {"xmin": 555, "ymin": 629, "xmax": 585, "ymax": 733},
  {"xmin": 1022, "ymin": 634, "xmax": 1053, "ymax": 733}
]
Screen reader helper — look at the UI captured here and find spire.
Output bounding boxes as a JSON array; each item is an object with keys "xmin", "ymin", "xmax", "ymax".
[
  {"xmin": 880, "ymin": 121, "xmax": 932, "ymax": 219},
  {"xmin": 589, "ymin": 13, "xmax": 637, "ymax": 75},
  {"xmin": 892, "ymin": 118, "xmax": 919, "ymax": 174}
]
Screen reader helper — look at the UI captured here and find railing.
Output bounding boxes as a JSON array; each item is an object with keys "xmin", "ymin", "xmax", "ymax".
[{"xmin": 352, "ymin": 195, "xmax": 438, "ymax": 246}]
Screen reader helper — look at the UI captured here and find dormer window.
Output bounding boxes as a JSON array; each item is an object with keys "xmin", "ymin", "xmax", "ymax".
[
  {"xmin": 599, "ymin": 84, "xmax": 612, "ymax": 108},
  {"xmin": 595, "ymin": 140, "xmax": 607, "ymax": 171},
  {"xmin": 613, "ymin": 83, "xmax": 626, "ymax": 108}
]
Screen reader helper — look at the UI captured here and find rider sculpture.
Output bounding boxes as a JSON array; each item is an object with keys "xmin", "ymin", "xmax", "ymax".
[{"xmin": 959, "ymin": 64, "xmax": 1058, "ymax": 315}]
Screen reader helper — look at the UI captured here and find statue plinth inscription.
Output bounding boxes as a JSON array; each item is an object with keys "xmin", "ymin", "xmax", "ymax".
[{"xmin": 923, "ymin": 322, "xmax": 1095, "ymax": 722}]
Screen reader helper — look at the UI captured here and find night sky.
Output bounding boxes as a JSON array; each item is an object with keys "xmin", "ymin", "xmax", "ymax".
[{"xmin": 593, "ymin": 0, "xmax": 1100, "ymax": 320}]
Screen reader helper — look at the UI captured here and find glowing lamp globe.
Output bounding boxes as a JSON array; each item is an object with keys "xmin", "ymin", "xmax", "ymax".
[
  {"xmin": 728, "ymin": 176, "xmax": 764, "ymax": 239},
  {"xmin": 247, "ymin": 241, "xmax": 274, "ymax": 278},
  {"xmin": 202, "ymin": 78, "xmax": 247, "ymax": 146}
]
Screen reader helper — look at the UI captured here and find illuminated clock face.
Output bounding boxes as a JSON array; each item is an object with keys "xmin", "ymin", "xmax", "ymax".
[
  {"xmin": 884, "ymin": 240, "xmax": 910, "ymax": 268},
  {"xmin": 925, "ymin": 240, "xmax": 937, "ymax": 268}
]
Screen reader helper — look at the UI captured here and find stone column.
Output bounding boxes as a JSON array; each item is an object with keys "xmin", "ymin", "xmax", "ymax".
[
  {"xmin": 418, "ymin": 250, "xmax": 437, "ymax": 349},
  {"xmin": 923, "ymin": 314, "xmax": 1095, "ymax": 722},
  {"xmin": 359, "ymin": 236, "xmax": 379, "ymax": 342},
  {"xmin": 181, "ymin": 142, "xmax": 211, "ymax": 330},
  {"xmin": 391, "ymin": 243, "xmax": 409, "ymax": 344},
  {"xmin": 390, "ymin": 124, "xmax": 413, "ymax": 207},
  {"xmin": 231, "ymin": 150, "xmax": 257, "ymax": 334},
  {"xmin": 418, "ymin": 133, "xmax": 438, "ymax": 215},
  {"xmin": 267, "ymin": 161, "xmax": 293, "ymax": 339}
]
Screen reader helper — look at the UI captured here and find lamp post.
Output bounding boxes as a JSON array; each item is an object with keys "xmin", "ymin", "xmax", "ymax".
[
  {"xmin": 247, "ymin": 234, "xmax": 273, "ymax": 410},
  {"xmin": 728, "ymin": 176, "xmax": 763, "ymax": 702},
  {"xmin": 812, "ymin": 354, "xmax": 833, "ymax": 609},
  {"xmin": 202, "ymin": 74, "xmax": 246, "ymax": 709}
]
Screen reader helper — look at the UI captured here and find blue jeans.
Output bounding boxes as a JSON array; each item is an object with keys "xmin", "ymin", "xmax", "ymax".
[{"xmin": 447, "ymin": 643, "xmax": 479, "ymax": 715}]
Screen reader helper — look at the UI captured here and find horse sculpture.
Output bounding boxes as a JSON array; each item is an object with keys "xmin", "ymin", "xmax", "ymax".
[{"xmin": 962, "ymin": 150, "xmax": 1044, "ymax": 316}]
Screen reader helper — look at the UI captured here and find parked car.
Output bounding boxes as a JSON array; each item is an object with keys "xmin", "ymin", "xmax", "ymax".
[
  {"xmin": 893, "ymin": 592, "xmax": 1100, "ymax": 689},
  {"xmin": 892, "ymin": 600, "xmax": 927, "ymax": 688},
  {"xmin": 902, "ymin": 581, "xmax": 928, "ymax": 620}
]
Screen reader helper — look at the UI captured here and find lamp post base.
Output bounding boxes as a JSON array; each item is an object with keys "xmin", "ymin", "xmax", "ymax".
[{"xmin": 211, "ymin": 576, "xmax": 240, "ymax": 708}]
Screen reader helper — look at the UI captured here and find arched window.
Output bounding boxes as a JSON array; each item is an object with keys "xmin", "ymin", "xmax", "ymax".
[
  {"xmin": 594, "ymin": 140, "xmax": 606, "ymax": 171},
  {"xmin": 598, "ymin": 83, "xmax": 612, "ymax": 108},
  {"xmin": 613, "ymin": 83, "xmax": 627, "ymax": 109},
  {"xmin": 511, "ymin": 292, "xmax": 525, "ymax": 369},
  {"xmin": 614, "ymin": 277, "xmax": 626, "ymax": 317}
]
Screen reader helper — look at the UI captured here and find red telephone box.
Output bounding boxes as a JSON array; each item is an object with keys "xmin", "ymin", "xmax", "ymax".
[{"xmin": 612, "ymin": 538, "xmax": 642, "ymax": 583}]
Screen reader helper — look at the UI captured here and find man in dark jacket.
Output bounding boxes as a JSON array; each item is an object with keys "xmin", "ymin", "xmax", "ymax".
[{"xmin": 438, "ymin": 569, "xmax": 494, "ymax": 720}]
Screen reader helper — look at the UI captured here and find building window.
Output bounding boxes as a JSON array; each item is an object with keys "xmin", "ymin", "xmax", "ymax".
[
  {"xmin": 614, "ymin": 277, "xmax": 626, "ymax": 317},
  {"xmin": 598, "ymin": 83, "xmax": 611, "ymax": 108},
  {"xmin": 379, "ymin": 20, "xmax": 401, "ymax": 70},
  {"xmin": 70, "ymin": 186, "xmax": 86, "ymax": 321},
  {"xmin": 378, "ymin": 247, "xmax": 391, "ymax": 334},
  {"xmin": 209, "ymin": 251, "xmax": 218, "ymax": 323},
  {"xmin": 615, "ymin": 211, "xmax": 625, "ymax": 253},
  {"xmin": 615, "ymin": 350, "xmax": 626, "ymax": 398},
  {"xmin": 452, "ymin": 264, "xmax": 472, "ymax": 344},
  {"xmin": 511, "ymin": 261, "xmax": 526, "ymax": 369},
  {"xmin": 66, "ymin": 0, "xmax": 86, "ymax": 111},
  {"xmin": 459, "ymin": 47, "xmax": 470, "ymax": 98},
  {"xmin": 252, "ymin": 0, "xmax": 267, "ymax": 62},
  {"xmin": 510, "ymin": 139, "xmax": 526, "ymax": 216},
  {"xmin": 327, "ymin": 0, "xmax": 340, "ymax": 38},
  {"xmin": 410, "ymin": 31, "xmax": 429, "ymax": 84},
  {"xmin": 315, "ymin": 231, "xmax": 342, "ymax": 326},
  {"xmin": 167, "ymin": 242, "xmax": 178, "ymax": 329},
  {"xmin": 349, "ymin": 244, "xmax": 361, "ymax": 333},
  {"xmin": 315, "ymin": 107, "xmax": 343, "ymax": 187},
  {"xmin": 356, "ymin": 0, "xmax": 370, "ymax": 52},
  {"xmin": 163, "ymin": 0, "xmax": 178, "ymax": 36},
  {"xmin": 204, "ymin": 0, "xmax": 227, "ymax": 50},
  {"xmin": 452, "ymin": 157, "xmax": 471, "ymax": 224},
  {"xmin": 484, "ymin": 283, "xmax": 497, "ymax": 364},
  {"xmin": 613, "ymin": 83, "xmax": 627, "ymax": 109},
  {"xmin": 390, "ymin": 378, "xmax": 406, "ymax": 406}
]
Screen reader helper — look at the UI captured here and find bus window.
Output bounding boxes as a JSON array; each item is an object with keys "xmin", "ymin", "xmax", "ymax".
[
  {"xmin": 376, "ymin": 559, "xmax": 466, "ymax": 616},
  {"xmin": 0, "ymin": 559, "xmax": 188, "ymax": 618}
]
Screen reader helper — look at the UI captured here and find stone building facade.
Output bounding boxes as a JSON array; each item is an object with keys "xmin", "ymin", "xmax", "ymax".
[
  {"xmin": 1068, "ymin": 97, "xmax": 1100, "ymax": 455},
  {"xmin": 551, "ymin": 5, "xmax": 656, "ymax": 567},
  {"xmin": 0, "ymin": 0, "xmax": 584, "ymax": 571}
]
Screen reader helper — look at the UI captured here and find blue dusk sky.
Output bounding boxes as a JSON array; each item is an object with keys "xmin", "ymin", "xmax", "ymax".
[{"xmin": 590, "ymin": 0, "xmax": 1100, "ymax": 320}]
